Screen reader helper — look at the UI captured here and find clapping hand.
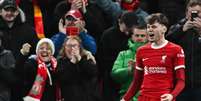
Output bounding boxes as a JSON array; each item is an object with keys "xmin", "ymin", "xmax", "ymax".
[
  {"xmin": 70, "ymin": 47, "xmax": 81, "ymax": 63},
  {"xmin": 128, "ymin": 59, "xmax": 135, "ymax": 74}
]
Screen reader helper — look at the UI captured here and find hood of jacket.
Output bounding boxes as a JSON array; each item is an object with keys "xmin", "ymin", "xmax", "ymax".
[{"xmin": 128, "ymin": 38, "xmax": 146, "ymax": 52}]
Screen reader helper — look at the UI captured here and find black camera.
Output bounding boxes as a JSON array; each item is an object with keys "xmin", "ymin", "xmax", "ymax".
[{"xmin": 191, "ymin": 10, "xmax": 198, "ymax": 21}]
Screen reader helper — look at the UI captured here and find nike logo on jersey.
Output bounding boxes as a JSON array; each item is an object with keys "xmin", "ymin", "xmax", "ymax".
[{"xmin": 142, "ymin": 58, "xmax": 149, "ymax": 61}]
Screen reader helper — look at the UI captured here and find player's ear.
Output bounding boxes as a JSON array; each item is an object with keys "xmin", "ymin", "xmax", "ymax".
[{"xmin": 162, "ymin": 26, "xmax": 167, "ymax": 34}]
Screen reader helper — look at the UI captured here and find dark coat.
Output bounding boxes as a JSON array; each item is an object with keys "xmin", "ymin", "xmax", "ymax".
[
  {"xmin": 0, "ymin": 10, "xmax": 39, "ymax": 101},
  {"xmin": 142, "ymin": 0, "xmax": 186, "ymax": 25},
  {"xmin": 56, "ymin": 56, "xmax": 101, "ymax": 101},
  {"xmin": 96, "ymin": 25, "xmax": 129, "ymax": 101},
  {"xmin": 15, "ymin": 55, "xmax": 57, "ymax": 101},
  {"xmin": 0, "ymin": 50, "xmax": 16, "ymax": 101},
  {"xmin": 0, "ymin": 15, "xmax": 38, "ymax": 59},
  {"xmin": 97, "ymin": 26, "xmax": 129, "ymax": 77},
  {"xmin": 166, "ymin": 18, "xmax": 201, "ymax": 88}
]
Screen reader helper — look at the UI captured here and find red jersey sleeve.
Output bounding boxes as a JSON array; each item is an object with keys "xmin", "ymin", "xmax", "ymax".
[
  {"xmin": 135, "ymin": 48, "xmax": 144, "ymax": 71},
  {"xmin": 174, "ymin": 47, "xmax": 185, "ymax": 70}
]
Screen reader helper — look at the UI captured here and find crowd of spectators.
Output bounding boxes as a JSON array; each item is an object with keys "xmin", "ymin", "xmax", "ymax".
[{"xmin": 0, "ymin": 0, "xmax": 200, "ymax": 101}]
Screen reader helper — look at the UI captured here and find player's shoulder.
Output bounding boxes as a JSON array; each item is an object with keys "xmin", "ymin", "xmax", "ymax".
[
  {"xmin": 138, "ymin": 43, "xmax": 151, "ymax": 49},
  {"xmin": 167, "ymin": 42, "xmax": 184, "ymax": 53},
  {"xmin": 168, "ymin": 42, "xmax": 183, "ymax": 49}
]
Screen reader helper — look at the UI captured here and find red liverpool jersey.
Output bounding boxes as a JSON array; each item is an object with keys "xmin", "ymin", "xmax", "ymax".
[{"xmin": 135, "ymin": 41, "xmax": 185, "ymax": 98}]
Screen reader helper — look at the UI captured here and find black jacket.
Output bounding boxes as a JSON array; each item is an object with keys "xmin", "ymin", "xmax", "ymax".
[
  {"xmin": 0, "ymin": 10, "xmax": 39, "ymax": 101},
  {"xmin": 0, "ymin": 49, "xmax": 16, "ymax": 101},
  {"xmin": 57, "ymin": 56, "xmax": 101, "ymax": 101},
  {"xmin": 0, "ymin": 15, "xmax": 38, "ymax": 59},
  {"xmin": 15, "ymin": 55, "xmax": 57, "ymax": 101},
  {"xmin": 166, "ymin": 18, "xmax": 201, "ymax": 88},
  {"xmin": 96, "ymin": 25, "xmax": 129, "ymax": 101}
]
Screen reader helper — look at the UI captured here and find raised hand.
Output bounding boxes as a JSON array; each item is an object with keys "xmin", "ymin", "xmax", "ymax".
[{"xmin": 20, "ymin": 43, "xmax": 31, "ymax": 55}]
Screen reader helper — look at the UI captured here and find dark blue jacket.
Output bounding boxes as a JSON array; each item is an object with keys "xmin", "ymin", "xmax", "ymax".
[{"xmin": 51, "ymin": 31, "xmax": 97, "ymax": 56}]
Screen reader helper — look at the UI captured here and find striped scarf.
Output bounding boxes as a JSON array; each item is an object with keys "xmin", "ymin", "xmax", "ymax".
[
  {"xmin": 33, "ymin": 0, "xmax": 45, "ymax": 39},
  {"xmin": 23, "ymin": 56, "xmax": 57, "ymax": 101}
]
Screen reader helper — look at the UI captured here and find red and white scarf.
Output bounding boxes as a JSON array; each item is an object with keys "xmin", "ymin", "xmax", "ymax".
[{"xmin": 23, "ymin": 56, "xmax": 57, "ymax": 101}]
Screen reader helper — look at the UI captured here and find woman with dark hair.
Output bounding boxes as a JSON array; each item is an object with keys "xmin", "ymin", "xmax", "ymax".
[{"xmin": 0, "ymin": 32, "xmax": 17, "ymax": 101}]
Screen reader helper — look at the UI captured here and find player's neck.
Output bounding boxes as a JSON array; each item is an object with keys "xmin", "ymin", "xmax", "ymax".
[
  {"xmin": 152, "ymin": 38, "xmax": 168, "ymax": 49},
  {"xmin": 155, "ymin": 36, "xmax": 166, "ymax": 46}
]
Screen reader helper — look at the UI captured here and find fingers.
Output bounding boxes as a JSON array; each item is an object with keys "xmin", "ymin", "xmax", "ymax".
[
  {"xmin": 22, "ymin": 43, "xmax": 31, "ymax": 51},
  {"xmin": 72, "ymin": 47, "xmax": 80, "ymax": 56},
  {"xmin": 59, "ymin": 19, "xmax": 66, "ymax": 34},
  {"xmin": 183, "ymin": 20, "xmax": 194, "ymax": 31},
  {"xmin": 21, "ymin": 43, "xmax": 31, "ymax": 55},
  {"xmin": 128, "ymin": 59, "xmax": 135, "ymax": 67},
  {"xmin": 192, "ymin": 18, "xmax": 201, "ymax": 28},
  {"xmin": 84, "ymin": 50, "xmax": 96, "ymax": 64},
  {"xmin": 22, "ymin": 43, "xmax": 31, "ymax": 48},
  {"xmin": 120, "ymin": 98, "xmax": 125, "ymax": 101},
  {"xmin": 71, "ymin": 0, "xmax": 83, "ymax": 10},
  {"xmin": 160, "ymin": 94, "xmax": 173, "ymax": 101}
]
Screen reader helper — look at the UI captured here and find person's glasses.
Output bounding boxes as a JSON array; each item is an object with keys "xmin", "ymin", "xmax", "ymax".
[
  {"xmin": 66, "ymin": 44, "xmax": 79, "ymax": 48},
  {"xmin": 3, "ymin": 7, "xmax": 17, "ymax": 12},
  {"xmin": 134, "ymin": 34, "xmax": 146, "ymax": 37}
]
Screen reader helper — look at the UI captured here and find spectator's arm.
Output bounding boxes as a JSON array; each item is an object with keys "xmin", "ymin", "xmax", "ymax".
[
  {"xmin": 123, "ymin": 69, "xmax": 143, "ymax": 101},
  {"xmin": 95, "ymin": 0, "xmax": 122, "ymax": 22},
  {"xmin": 51, "ymin": 32, "xmax": 66, "ymax": 56},
  {"xmin": 111, "ymin": 52, "xmax": 131, "ymax": 83},
  {"xmin": 79, "ymin": 31, "xmax": 97, "ymax": 54},
  {"xmin": 166, "ymin": 19, "xmax": 187, "ymax": 43}
]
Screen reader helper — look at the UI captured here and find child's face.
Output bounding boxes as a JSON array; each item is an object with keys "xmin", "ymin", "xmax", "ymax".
[{"xmin": 131, "ymin": 28, "xmax": 147, "ymax": 42}]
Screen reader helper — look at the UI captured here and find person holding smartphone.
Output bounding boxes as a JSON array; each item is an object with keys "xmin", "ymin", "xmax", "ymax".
[
  {"xmin": 51, "ymin": 9, "xmax": 97, "ymax": 56},
  {"xmin": 166, "ymin": 1, "xmax": 201, "ymax": 101}
]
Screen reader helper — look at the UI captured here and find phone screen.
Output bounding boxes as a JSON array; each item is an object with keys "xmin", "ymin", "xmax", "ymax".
[{"xmin": 66, "ymin": 26, "xmax": 79, "ymax": 36}]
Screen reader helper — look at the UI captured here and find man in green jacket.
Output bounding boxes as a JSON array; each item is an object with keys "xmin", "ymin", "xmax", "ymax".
[{"xmin": 111, "ymin": 25, "xmax": 147, "ymax": 101}]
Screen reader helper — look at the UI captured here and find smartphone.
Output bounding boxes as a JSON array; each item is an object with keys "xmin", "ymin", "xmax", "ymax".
[
  {"xmin": 66, "ymin": 26, "xmax": 79, "ymax": 36},
  {"xmin": 191, "ymin": 10, "xmax": 198, "ymax": 21}
]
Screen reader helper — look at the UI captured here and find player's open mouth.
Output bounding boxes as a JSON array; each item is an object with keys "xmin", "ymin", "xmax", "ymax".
[{"xmin": 149, "ymin": 33, "xmax": 154, "ymax": 37}]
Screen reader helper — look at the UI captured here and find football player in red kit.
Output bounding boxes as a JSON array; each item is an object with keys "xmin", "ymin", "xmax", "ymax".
[{"xmin": 121, "ymin": 13, "xmax": 185, "ymax": 101}]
